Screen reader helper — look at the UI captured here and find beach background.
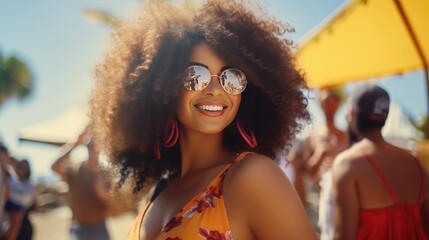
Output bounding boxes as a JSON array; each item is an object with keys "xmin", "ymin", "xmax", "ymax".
[
  {"xmin": 0, "ymin": 0, "xmax": 426, "ymax": 185},
  {"xmin": 1, "ymin": 0, "xmax": 427, "ymax": 238},
  {"xmin": 30, "ymin": 206, "xmax": 136, "ymax": 240}
]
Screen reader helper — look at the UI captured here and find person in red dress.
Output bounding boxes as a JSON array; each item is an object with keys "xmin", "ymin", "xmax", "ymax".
[{"xmin": 332, "ymin": 84, "xmax": 429, "ymax": 239}]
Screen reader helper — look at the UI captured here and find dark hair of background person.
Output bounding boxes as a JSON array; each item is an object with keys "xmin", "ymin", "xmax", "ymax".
[
  {"xmin": 90, "ymin": 0, "xmax": 310, "ymax": 194},
  {"xmin": 354, "ymin": 88, "xmax": 389, "ymax": 132},
  {"xmin": 356, "ymin": 114, "xmax": 387, "ymax": 132}
]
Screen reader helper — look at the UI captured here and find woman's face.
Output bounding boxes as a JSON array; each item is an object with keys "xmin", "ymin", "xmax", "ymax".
[{"xmin": 177, "ymin": 42, "xmax": 242, "ymax": 135}]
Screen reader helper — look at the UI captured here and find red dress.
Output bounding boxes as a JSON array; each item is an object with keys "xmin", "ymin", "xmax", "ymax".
[{"xmin": 358, "ymin": 155, "xmax": 427, "ymax": 240}]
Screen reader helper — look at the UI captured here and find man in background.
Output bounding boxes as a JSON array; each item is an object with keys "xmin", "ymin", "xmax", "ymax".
[
  {"xmin": 302, "ymin": 87, "xmax": 349, "ymax": 239},
  {"xmin": 51, "ymin": 126, "xmax": 112, "ymax": 240}
]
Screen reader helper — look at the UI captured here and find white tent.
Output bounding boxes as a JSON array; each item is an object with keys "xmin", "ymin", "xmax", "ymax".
[
  {"xmin": 19, "ymin": 105, "xmax": 89, "ymax": 146},
  {"xmin": 383, "ymin": 103, "xmax": 424, "ymax": 140},
  {"xmin": 382, "ymin": 103, "xmax": 424, "ymax": 150}
]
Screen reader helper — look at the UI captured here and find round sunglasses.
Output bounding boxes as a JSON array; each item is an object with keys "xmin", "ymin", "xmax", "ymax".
[{"xmin": 183, "ymin": 65, "xmax": 247, "ymax": 95}]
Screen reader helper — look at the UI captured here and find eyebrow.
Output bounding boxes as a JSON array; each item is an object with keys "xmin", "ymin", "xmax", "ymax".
[
  {"xmin": 188, "ymin": 62, "xmax": 233, "ymax": 73},
  {"xmin": 188, "ymin": 62, "xmax": 208, "ymax": 69}
]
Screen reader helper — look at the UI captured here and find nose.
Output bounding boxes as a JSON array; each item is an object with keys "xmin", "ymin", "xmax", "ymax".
[{"xmin": 203, "ymin": 74, "xmax": 224, "ymax": 95}]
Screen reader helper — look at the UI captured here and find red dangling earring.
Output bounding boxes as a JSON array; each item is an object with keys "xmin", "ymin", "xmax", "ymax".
[
  {"xmin": 154, "ymin": 144, "xmax": 161, "ymax": 160},
  {"xmin": 163, "ymin": 119, "xmax": 179, "ymax": 147},
  {"xmin": 154, "ymin": 119, "xmax": 180, "ymax": 160},
  {"xmin": 236, "ymin": 118, "xmax": 257, "ymax": 148}
]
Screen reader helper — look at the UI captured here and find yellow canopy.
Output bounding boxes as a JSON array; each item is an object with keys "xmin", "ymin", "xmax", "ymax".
[{"xmin": 296, "ymin": 0, "xmax": 429, "ymax": 88}]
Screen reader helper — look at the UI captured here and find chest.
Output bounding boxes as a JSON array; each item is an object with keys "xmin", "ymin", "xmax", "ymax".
[
  {"xmin": 140, "ymin": 171, "xmax": 226, "ymax": 239},
  {"xmin": 140, "ymin": 185, "xmax": 196, "ymax": 239}
]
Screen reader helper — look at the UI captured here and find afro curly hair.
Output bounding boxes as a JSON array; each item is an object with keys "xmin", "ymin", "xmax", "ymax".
[{"xmin": 90, "ymin": 0, "xmax": 310, "ymax": 194}]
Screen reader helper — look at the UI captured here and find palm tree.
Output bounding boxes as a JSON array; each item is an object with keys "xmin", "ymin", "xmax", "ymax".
[
  {"xmin": 83, "ymin": 0, "xmax": 200, "ymax": 29},
  {"xmin": 83, "ymin": 8, "xmax": 122, "ymax": 29},
  {"xmin": 0, "ymin": 52, "xmax": 34, "ymax": 109}
]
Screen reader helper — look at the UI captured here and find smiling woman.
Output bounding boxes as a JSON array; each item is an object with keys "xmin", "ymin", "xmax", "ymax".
[{"xmin": 89, "ymin": 0, "xmax": 316, "ymax": 239}]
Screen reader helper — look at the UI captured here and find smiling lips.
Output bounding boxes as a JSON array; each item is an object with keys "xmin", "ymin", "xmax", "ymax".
[{"xmin": 195, "ymin": 104, "xmax": 227, "ymax": 117}]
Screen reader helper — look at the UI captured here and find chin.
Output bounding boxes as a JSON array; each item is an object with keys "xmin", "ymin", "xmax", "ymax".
[
  {"xmin": 193, "ymin": 120, "xmax": 232, "ymax": 135},
  {"xmin": 199, "ymin": 125, "xmax": 229, "ymax": 135}
]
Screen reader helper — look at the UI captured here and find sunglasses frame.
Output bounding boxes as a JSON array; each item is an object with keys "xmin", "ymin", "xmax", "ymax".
[{"xmin": 183, "ymin": 65, "xmax": 247, "ymax": 95}]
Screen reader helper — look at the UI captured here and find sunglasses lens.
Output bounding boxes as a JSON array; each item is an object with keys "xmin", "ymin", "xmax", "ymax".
[
  {"xmin": 184, "ymin": 65, "xmax": 211, "ymax": 91},
  {"xmin": 220, "ymin": 69, "xmax": 247, "ymax": 95}
]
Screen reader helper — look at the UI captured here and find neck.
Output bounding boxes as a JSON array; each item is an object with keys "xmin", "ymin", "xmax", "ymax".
[
  {"xmin": 325, "ymin": 113, "xmax": 337, "ymax": 130},
  {"xmin": 358, "ymin": 128, "xmax": 385, "ymax": 144},
  {"xmin": 178, "ymin": 129, "xmax": 233, "ymax": 178}
]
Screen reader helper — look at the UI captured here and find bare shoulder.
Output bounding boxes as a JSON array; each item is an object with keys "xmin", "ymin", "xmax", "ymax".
[
  {"xmin": 333, "ymin": 144, "xmax": 366, "ymax": 179},
  {"xmin": 334, "ymin": 147, "xmax": 360, "ymax": 166},
  {"xmin": 223, "ymin": 153, "xmax": 293, "ymax": 211},
  {"xmin": 225, "ymin": 153, "xmax": 293, "ymax": 193},
  {"xmin": 223, "ymin": 153, "xmax": 316, "ymax": 239}
]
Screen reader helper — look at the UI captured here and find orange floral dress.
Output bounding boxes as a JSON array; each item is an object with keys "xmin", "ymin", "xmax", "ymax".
[{"xmin": 126, "ymin": 152, "xmax": 252, "ymax": 240}]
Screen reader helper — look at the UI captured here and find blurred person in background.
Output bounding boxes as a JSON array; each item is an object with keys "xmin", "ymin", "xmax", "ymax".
[
  {"xmin": 51, "ymin": 126, "xmax": 112, "ymax": 240},
  {"xmin": 333, "ymin": 84, "xmax": 429, "ymax": 239},
  {"xmin": 301, "ymin": 87, "xmax": 348, "ymax": 238},
  {"xmin": 15, "ymin": 159, "xmax": 36, "ymax": 240},
  {"xmin": 0, "ymin": 144, "xmax": 10, "ymax": 239},
  {"xmin": 2, "ymin": 156, "xmax": 37, "ymax": 240},
  {"xmin": 304, "ymin": 88, "xmax": 348, "ymax": 180}
]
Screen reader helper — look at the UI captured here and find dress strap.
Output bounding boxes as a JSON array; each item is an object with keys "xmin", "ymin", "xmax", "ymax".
[
  {"xmin": 216, "ymin": 152, "xmax": 254, "ymax": 188},
  {"xmin": 362, "ymin": 153, "xmax": 400, "ymax": 204},
  {"xmin": 412, "ymin": 156, "xmax": 426, "ymax": 203},
  {"xmin": 233, "ymin": 151, "xmax": 254, "ymax": 163},
  {"xmin": 151, "ymin": 152, "xmax": 254, "ymax": 201}
]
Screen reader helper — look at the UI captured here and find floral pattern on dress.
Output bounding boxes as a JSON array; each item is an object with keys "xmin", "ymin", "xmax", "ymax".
[
  {"xmin": 127, "ymin": 153, "xmax": 254, "ymax": 240},
  {"xmin": 163, "ymin": 216, "xmax": 183, "ymax": 233},
  {"xmin": 198, "ymin": 227, "xmax": 233, "ymax": 240},
  {"xmin": 217, "ymin": 166, "xmax": 230, "ymax": 195},
  {"xmin": 183, "ymin": 186, "xmax": 221, "ymax": 218},
  {"xmin": 161, "ymin": 185, "xmax": 223, "ymax": 233},
  {"xmin": 154, "ymin": 156, "xmax": 250, "ymax": 238}
]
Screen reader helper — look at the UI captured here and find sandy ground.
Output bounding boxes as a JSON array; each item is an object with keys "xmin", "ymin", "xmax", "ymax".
[{"xmin": 30, "ymin": 206, "xmax": 136, "ymax": 240}]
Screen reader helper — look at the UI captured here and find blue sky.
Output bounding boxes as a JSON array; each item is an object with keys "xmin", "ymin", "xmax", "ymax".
[{"xmin": 0, "ymin": 0, "xmax": 427, "ymax": 180}]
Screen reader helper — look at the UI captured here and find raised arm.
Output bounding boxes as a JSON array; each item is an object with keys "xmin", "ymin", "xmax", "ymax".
[
  {"xmin": 51, "ymin": 130, "xmax": 89, "ymax": 178},
  {"xmin": 224, "ymin": 154, "xmax": 317, "ymax": 240},
  {"xmin": 332, "ymin": 154, "xmax": 359, "ymax": 240}
]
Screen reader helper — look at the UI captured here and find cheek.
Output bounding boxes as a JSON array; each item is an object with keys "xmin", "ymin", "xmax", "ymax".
[
  {"xmin": 178, "ymin": 90, "xmax": 190, "ymax": 108},
  {"xmin": 231, "ymin": 95, "xmax": 242, "ymax": 114},
  {"xmin": 177, "ymin": 91, "xmax": 195, "ymax": 119}
]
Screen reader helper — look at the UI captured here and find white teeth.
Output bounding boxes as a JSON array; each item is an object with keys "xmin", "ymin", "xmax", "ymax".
[{"xmin": 197, "ymin": 105, "xmax": 224, "ymax": 111}]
